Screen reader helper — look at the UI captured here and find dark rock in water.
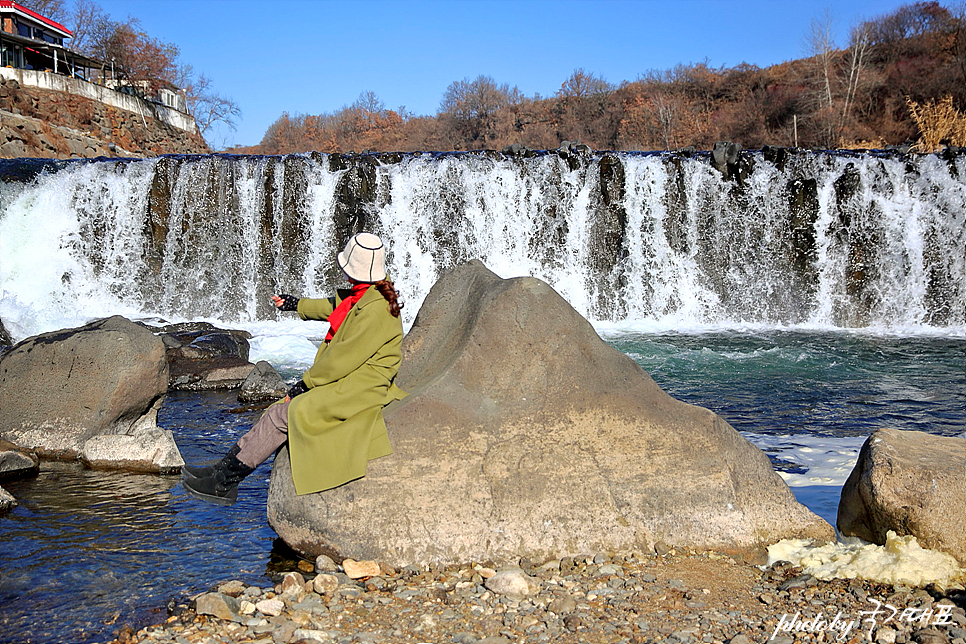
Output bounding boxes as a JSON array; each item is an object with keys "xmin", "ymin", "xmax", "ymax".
[
  {"xmin": 334, "ymin": 161, "xmax": 379, "ymax": 246},
  {"xmin": 502, "ymin": 143, "xmax": 534, "ymax": 158},
  {"xmin": 712, "ymin": 141, "xmax": 741, "ymax": 172},
  {"xmin": 238, "ymin": 360, "xmax": 288, "ymax": 403},
  {"xmin": 167, "ymin": 356, "xmax": 255, "ymax": 391},
  {"xmin": 267, "ymin": 261, "xmax": 833, "ymax": 567},
  {"xmin": 885, "ymin": 142, "xmax": 913, "ymax": 154},
  {"xmin": 788, "ymin": 177, "xmax": 820, "ymax": 298},
  {"xmin": 156, "ymin": 322, "xmax": 251, "ymax": 361},
  {"xmin": 152, "ymin": 322, "xmax": 255, "ymax": 391},
  {"xmin": 556, "ymin": 141, "xmax": 593, "ymax": 170},
  {"xmin": 0, "ymin": 316, "xmax": 181, "ymax": 472},
  {"xmin": 711, "ymin": 141, "xmax": 754, "ymax": 184},
  {"xmin": 0, "ymin": 317, "xmax": 10, "ymax": 347},
  {"xmin": 588, "ymin": 155, "xmax": 629, "ymax": 302},
  {"xmin": 940, "ymin": 145, "xmax": 963, "ymax": 178},
  {"xmin": 833, "ymin": 162, "xmax": 862, "ymax": 216},
  {"xmin": 0, "ymin": 438, "xmax": 39, "ymax": 481},
  {"xmin": 838, "ymin": 428, "xmax": 966, "ymax": 566},
  {"xmin": 761, "ymin": 145, "xmax": 788, "ymax": 171}
]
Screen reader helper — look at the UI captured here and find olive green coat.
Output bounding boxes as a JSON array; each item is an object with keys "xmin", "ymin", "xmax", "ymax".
[{"xmin": 287, "ymin": 285, "xmax": 405, "ymax": 495}]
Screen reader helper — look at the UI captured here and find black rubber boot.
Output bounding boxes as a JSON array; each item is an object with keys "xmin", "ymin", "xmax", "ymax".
[
  {"xmin": 182, "ymin": 444, "xmax": 241, "ymax": 480},
  {"xmin": 182, "ymin": 449, "xmax": 255, "ymax": 506}
]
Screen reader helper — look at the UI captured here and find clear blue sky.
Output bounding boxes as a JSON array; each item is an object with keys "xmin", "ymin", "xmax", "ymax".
[{"xmin": 87, "ymin": 0, "xmax": 916, "ymax": 149}]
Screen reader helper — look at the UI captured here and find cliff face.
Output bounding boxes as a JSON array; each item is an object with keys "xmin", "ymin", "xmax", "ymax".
[{"xmin": 0, "ymin": 77, "xmax": 210, "ymax": 159}]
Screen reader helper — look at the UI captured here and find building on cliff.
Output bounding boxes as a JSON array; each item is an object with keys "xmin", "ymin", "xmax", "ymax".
[
  {"xmin": 1, "ymin": 1, "xmax": 197, "ymax": 134},
  {"xmin": 0, "ymin": 1, "xmax": 95, "ymax": 77}
]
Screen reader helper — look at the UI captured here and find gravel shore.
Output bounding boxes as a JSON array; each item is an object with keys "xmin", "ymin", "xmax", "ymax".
[{"xmin": 110, "ymin": 550, "xmax": 966, "ymax": 644}]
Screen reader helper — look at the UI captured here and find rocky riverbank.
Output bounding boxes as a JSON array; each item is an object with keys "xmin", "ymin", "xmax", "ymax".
[{"xmin": 110, "ymin": 550, "xmax": 966, "ymax": 644}]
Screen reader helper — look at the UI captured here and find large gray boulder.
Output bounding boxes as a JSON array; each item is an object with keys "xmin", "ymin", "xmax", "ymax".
[
  {"xmin": 267, "ymin": 261, "xmax": 833, "ymax": 567},
  {"xmin": 0, "ymin": 316, "xmax": 182, "ymax": 472},
  {"xmin": 838, "ymin": 428, "xmax": 966, "ymax": 565}
]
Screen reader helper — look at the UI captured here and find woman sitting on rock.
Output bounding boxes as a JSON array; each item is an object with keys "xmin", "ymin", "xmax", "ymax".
[{"xmin": 182, "ymin": 232, "xmax": 406, "ymax": 505}]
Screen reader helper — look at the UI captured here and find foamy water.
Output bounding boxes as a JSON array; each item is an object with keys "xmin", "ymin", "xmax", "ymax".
[
  {"xmin": 3, "ymin": 151, "xmax": 965, "ymax": 344},
  {"xmin": 768, "ymin": 531, "xmax": 966, "ymax": 588}
]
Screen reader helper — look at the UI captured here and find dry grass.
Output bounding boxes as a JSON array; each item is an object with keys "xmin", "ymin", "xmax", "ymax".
[
  {"xmin": 906, "ymin": 95, "xmax": 966, "ymax": 152},
  {"xmin": 839, "ymin": 138, "xmax": 889, "ymax": 150}
]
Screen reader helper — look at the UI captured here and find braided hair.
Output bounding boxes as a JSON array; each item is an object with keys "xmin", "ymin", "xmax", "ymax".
[{"xmin": 373, "ymin": 280, "xmax": 403, "ymax": 318}]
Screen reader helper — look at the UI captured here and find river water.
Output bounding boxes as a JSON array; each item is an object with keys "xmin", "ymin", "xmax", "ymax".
[{"xmin": 1, "ymin": 150, "xmax": 964, "ymax": 642}]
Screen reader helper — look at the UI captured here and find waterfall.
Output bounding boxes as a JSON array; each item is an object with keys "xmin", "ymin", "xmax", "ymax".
[{"xmin": 1, "ymin": 150, "xmax": 964, "ymax": 341}]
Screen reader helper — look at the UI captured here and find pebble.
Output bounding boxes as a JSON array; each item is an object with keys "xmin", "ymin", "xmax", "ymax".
[
  {"xmin": 254, "ymin": 598, "xmax": 284, "ymax": 617},
  {"xmin": 547, "ymin": 594, "xmax": 577, "ymax": 615},
  {"xmin": 108, "ymin": 553, "xmax": 966, "ymax": 644},
  {"xmin": 484, "ymin": 568, "xmax": 539, "ymax": 598},
  {"xmin": 279, "ymin": 571, "xmax": 304, "ymax": 594},
  {"xmin": 194, "ymin": 592, "xmax": 240, "ymax": 621},
  {"xmin": 342, "ymin": 559, "xmax": 381, "ymax": 579},
  {"xmin": 312, "ymin": 573, "xmax": 339, "ymax": 595},
  {"xmin": 315, "ymin": 554, "xmax": 338, "ymax": 573}
]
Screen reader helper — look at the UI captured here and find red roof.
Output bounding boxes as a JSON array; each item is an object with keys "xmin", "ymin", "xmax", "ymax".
[{"xmin": 0, "ymin": 1, "xmax": 72, "ymax": 38}]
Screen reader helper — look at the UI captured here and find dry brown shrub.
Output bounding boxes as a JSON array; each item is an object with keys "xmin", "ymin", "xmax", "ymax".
[
  {"xmin": 906, "ymin": 95, "xmax": 966, "ymax": 152},
  {"xmin": 839, "ymin": 138, "xmax": 888, "ymax": 150}
]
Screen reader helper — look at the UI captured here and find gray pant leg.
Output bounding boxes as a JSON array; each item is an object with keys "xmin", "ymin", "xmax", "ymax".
[{"xmin": 235, "ymin": 400, "xmax": 290, "ymax": 468}]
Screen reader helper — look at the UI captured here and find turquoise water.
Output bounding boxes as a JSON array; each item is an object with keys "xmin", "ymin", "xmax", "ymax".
[
  {"xmin": 607, "ymin": 330, "xmax": 965, "ymax": 530},
  {"xmin": 609, "ymin": 331, "xmax": 965, "ymax": 439},
  {"xmin": 0, "ymin": 332, "xmax": 963, "ymax": 644}
]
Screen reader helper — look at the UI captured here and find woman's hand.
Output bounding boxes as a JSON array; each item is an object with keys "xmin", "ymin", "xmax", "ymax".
[
  {"xmin": 287, "ymin": 380, "xmax": 308, "ymax": 399},
  {"xmin": 272, "ymin": 294, "xmax": 300, "ymax": 311}
]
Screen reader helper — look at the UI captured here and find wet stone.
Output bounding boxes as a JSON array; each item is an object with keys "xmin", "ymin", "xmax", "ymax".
[
  {"xmin": 255, "ymin": 598, "xmax": 284, "ymax": 617},
  {"xmin": 194, "ymin": 592, "xmax": 241, "ymax": 621},
  {"xmin": 315, "ymin": 555, "xmax": 338, "ymax": 572}
]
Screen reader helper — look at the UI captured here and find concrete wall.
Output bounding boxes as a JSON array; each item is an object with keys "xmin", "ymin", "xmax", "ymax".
[{"xmin": 0, "ymin": 67, "xmax": 198, "ymax": 133}]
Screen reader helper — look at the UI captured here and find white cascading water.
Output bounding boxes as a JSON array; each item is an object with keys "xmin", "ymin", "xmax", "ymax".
[{"xmin": 1, "ymin": 151, "xmax": 964, "ymax": 342}]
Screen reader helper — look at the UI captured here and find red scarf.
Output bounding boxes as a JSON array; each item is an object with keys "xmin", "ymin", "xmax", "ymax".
[{"xmin": 325, "ymin": 283, "xmax": 370, "ymax": 343}]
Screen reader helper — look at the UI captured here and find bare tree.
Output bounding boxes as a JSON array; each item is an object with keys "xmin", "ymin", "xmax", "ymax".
[
  {"xmin": 806, "ymin": 8, "xmax": 836, "ymax": 110},
  {"xmin": 352, "ymin": 90, "xmax": 386, "ymax": 131},
  {"xmin": 840, "ymin": 22, "xmax": 872, "ymax": 133},
  {"xmin": 176, "ymin": 65, "xmax": 241, "ymax": 137},
  {"xmin": 557, "ymin": 68, "xmax": 613, "ymax": 99},
  {"xmin": 21, "ymin": 0, "xmax": 66, "ymax": 23},
  {"xmin": 439, "ymin": 75, "xmax": 521, "ymax": 146},
  {"xmin": 66, "ymin": 0, "xmax": 111, "ymax": 54}
]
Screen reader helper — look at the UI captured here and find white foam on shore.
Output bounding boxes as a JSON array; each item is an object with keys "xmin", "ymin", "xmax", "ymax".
[{"xmin": 768, "ymin": 531, "xmax": 966, "ymax": 588}]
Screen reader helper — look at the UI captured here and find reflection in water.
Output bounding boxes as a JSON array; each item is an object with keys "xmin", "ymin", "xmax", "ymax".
[{"xmin": 0, "ymin": 391, "xmax": 278, "ymax": 644}]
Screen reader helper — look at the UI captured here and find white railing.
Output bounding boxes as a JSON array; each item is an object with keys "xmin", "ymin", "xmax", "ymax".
[{"xmin": 0, "ymin": 67, "xmax": 198, "ymax": 133}]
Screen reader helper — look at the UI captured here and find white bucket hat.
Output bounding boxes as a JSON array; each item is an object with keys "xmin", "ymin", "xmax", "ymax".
[{"xmin": 338, "ymin": 232, "xmax": 387, "ymax": 282}]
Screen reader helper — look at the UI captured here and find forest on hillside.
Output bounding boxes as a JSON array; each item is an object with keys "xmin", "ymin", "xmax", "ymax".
[{"xmin": 242, "ymin": 1, "xmax": 966, "ymax": 155}]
